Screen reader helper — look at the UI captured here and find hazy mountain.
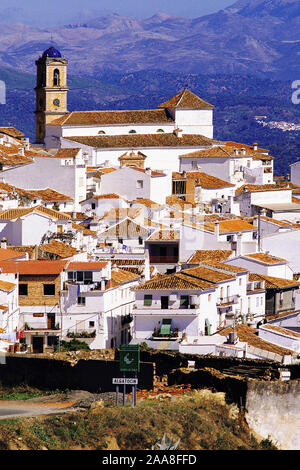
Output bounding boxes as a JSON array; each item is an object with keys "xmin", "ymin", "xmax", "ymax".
[{"xmin": 0, "ymin": 0, "xmax": 298, "ymax": 79}]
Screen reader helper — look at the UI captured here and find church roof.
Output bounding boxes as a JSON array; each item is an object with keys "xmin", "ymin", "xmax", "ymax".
[
  {"xmin": 48, "ymin": 109, "xmax": 174, "ymax": 127},
  {"xmin": 64, "ymin": 133, "xmax": 218, "ymax": 149},
  {"xmin": 157, "ymin": 89, "xmax": 214, "ymax": 110},
  {"xmin": 42, "ymin": 46, "xmax": 62, "ymax": 59}
]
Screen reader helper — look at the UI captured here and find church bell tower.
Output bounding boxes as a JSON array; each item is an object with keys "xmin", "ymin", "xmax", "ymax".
[{"xmin": 35, "ymin": 46, "xmax": 69, "ymax": 144}]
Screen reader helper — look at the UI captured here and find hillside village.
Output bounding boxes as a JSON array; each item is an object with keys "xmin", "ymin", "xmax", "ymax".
[{"xmin": 0, "ymin": 45, "xmax": 300, "ymax": 364}]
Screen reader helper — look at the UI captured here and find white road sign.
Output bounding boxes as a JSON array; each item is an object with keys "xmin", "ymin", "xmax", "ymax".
[{"xmin": 112, "ymin": 378, "xmax": 138, "ymax": 385}]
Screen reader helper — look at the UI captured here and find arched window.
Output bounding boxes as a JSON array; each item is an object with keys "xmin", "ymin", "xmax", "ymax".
[
  {"xmin": 157, "ymin": 129, "xmax": 165, "ymax": 133},
  {"xmin": 129, "ymin": 129, "xmax": 137, "ymax": 134},
  {"xmin": 98, "ymin": 130, "xmax": 106, "ymax": 135},
  {"xmin": 53, "ymin": 69, "xmax": 60, "ymax": 86}
]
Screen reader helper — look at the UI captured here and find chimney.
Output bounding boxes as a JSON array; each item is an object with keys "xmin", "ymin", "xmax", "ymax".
[
  {"xmin": 145, "ymin": 167, "xmax": 151, "ymax": 175},
  {"xmin": 23, "ymin": 138, "xmax": 30, "ymax": 151},
  {"xmin": 0, "ymin": 136, "xmax": 4, "ymax": 146},
  {"xmin": 101, "ymin": 276, "xmax": 106, "ymax": 291},
  {"xmin": 234, "ymin": 148, "xmax": 239, "ymax": 156},
  {"xmin": 0, "ymin": 238, "xmax": 7, "ymax": 249},
  {"xmin": 253, "ymin": 143, "xmax": 258, "ymax": 151},
  {"xmin": 236, "ymin": 232, "xmax": 242, "ymax": 256},
  {"xmin": 214, "ymin": 221, "xmax": 219, "ymax": 239},
  {"xmin": 18, "ymin": 147, "xmax": 24, "ymax": 156},
  {"xmin": 241, "ymin": 148, "xmax": 246, "ymax": 156},
  {"xmin": 174, "ymin": 128, "xmax": 183, "ymax": 138}
]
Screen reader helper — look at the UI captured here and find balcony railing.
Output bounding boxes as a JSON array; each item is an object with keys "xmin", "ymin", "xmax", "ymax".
[
  {"xmin": 134, "ymin": 308, "xmax": 198, "ymax": 315},
  {"xmin": 217, "ymin": 295, "xmax": 239, "ymax": 306}
]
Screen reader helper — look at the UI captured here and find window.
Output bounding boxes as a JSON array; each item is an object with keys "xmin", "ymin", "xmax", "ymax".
[
  {"xmin": 19, "ymin": 284, "xmax": 28, "ymax": 296},
  {"xmin": 208, "ymin": 294, "xmax": 211, "ymax": 302},
  {"xmin": 47, "ymin": 336, "xmax": 58, "ymax": 347},
  {"xmin": 192, "ymin": 161, "xmax": 198, "ymax": 170},
  {"xmin": 138, "ymin": 236, "xmax": 143, "ymax": 245},
  {"xmin": 89, "ymin": 321, "xmax": 95, "ymax": 328},
  {"xmin": 57, "ymin": 225, "xmax": 63, "ymax": 234},
  {"xmin": 180, "ymin": 295, "xmax": 189, "ymax": 308},
  {"xmin": 239, "ymin": 278, "xmax": 242, "ymax": 286},
  {"xmin": 157, "ymin": 129, "xmax": 164, "ymax": 133},
  {"xmin": 53, "ymin": 69, "xmax": 60, "ymax": 86},
  {"xmin": 144, "ymin": 295, "xmax": 152, "ymax": 306},
  {"xmin": 44, "ymin": 284, "xmax": 55, "ymax": 296},
  {"xmin": 78, "ymin": 296, "xmax": 86, "ymax": 305},
  {"xmin": 136, "ymin": 180, "xmax": 143, "ymax": 189},
  {"xmin": 91, "ymin": 203, "xmax": 96, "ymax": 210},
  {"xmin": 129, "ymin": 129, "xmax": 137, "ymax": 134},
  {"xmin": 98, "ymin": 130, "xmax": 106, "ymax": 134}
]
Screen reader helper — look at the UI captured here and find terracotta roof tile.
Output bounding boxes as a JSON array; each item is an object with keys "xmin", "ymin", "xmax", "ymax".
[
  {"xmin": 147, "ymin": 229, "xmax": 179, "ymax": 241},
  {"xmin": 0, "ymin": 247, "xmax": 26, "ymax": 261},
  {"xmin": 0, "ymin": 260, "xmax": 67, "ymax": 275},
  {"xmin": 245, "ymin": 253, "xmax": 287, "ymax": 265},
  {"xmin": 135, "ymin": 271, "xmax": 214, "ymax": 291},
  {"xmin": 67, "ymin": 261, "xmax": 108, "ymax": 270},
  {"xmin": 49, "ymin": 109, "xmax": 174, "ymax": 126},
  {"xmin": 65, "ymin": 133, "xmax": 217, "ymax": 150},
  {"xmin": 235, "ymin": 184, "xmax": 288, "ymax": 195},
  {"xmin": 188, "ymin": 250, "xmax": 233, "ymax": 264},
  {"xmin": 158, "ymin": 89, "xmax": 214, "ymax": 110},
  {"xmin": 217, "ymin": 324, "xmax": 293, "ymax": 356},
  {"xmin": 0, "ymin": 206, "xmax": 71, "ymax": 221},
  {"xmin": 181, "ymin": 265, "xmax": 235, "ymax": 283},
  {"xmin": 99, "ymin": 219, "xmax": 149, "ymax": 239},
  {"xmin": 262, "ymin": 324, "xmax": 300, "ymax": 339},
  {"xmin": 0, "ymin": 280, "xmax": 16, "ymax": 292},
  {"xmin": 39, "ymin": 240, "xmax": 78, "ymax": 259},
  {"xmin": 248, "ymin": 273, "xmax": 300, "ymax": 289}
]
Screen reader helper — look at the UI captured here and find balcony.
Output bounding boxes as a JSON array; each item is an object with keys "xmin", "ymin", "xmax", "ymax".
[
  {"xmin": 134, "ymin": 307, "xmax": 198, "ymax": 316},
  {"xmin": 217, "ymin": 295, "xmax": 239, "ymax": 306}
]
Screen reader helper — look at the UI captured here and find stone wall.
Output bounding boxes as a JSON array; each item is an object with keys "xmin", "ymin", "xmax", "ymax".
[
  {"xmin": 0, "ymin": 355, "xmax": 154, "ymax": 392},
  {"xmin": 245, "ymin": 380, "xmax": 300, "ymax": 450}
]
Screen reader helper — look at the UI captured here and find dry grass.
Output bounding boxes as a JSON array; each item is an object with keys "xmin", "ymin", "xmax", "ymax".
[{"xmin": 0, "ymin": 390, "xmax": 277, "ymax": 450}]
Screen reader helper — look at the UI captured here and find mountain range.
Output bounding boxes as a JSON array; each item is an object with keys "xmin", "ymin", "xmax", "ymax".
[{"xmin": 0, "ymin": 0, "xmax": 299, "ymax": 79}]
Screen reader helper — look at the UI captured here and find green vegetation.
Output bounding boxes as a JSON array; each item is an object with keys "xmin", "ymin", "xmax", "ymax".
[
  {"xmin": 0, "ymin": 390, "xmax": 277, "ymax": 450},
  {"xmin": 54, "ymin": 339, "xmax": 91, "ymax": 352},
  {"xmin": 0, "ymin": 385, "xmax": 60, "ymax": 401}
]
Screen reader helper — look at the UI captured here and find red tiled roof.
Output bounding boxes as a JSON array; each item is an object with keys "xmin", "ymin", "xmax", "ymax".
[
  {"xmin": 67, "ymin": 261, "xmax": 108, "ymax": 270},
  {"xmin": 0, "ymin": 260, "xmax": 68, "ymax": 275}
]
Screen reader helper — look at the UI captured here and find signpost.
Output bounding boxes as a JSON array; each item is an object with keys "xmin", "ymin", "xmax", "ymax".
[{"xmin": 115, "ymin": 344, "xmax": 140, "ymax": 406}]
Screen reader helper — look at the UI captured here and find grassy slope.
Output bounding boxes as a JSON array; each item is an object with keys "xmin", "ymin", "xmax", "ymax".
[{"xmin": 0, "ymin": 390, "xmax": 276, "ymax": 450}]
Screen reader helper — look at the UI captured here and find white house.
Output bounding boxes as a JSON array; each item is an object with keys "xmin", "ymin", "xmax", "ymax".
[
  {"xmin": 99, "ymin": 166, "xmax": 172, "ymax": 205},
  {"xmin": 132, "ymin": 270, "xmax": 218, "ymax": 343},
  {"xmin": 80, "ymin": 193, "xmax": 129, "ymax": 219},
  {"xmin": 179, "ymin": 219, "xmax": 258, "ymax": 262},
  {"xmin": 225, "ymin": 252, "xmax": 294, "ymax": 280},
  {"xmin": 0, "ymin": 206, "xmax": 72, "ymax": 246},
  {"xmin": 179, "ymin": 143, "xmax": 274, "ymax": 187},
  {"xmin": 61, "ymin": 262, "xmax": 140, "ymax": 348},
  {"xmin": 2, "ymin": 148, "xmax": 87, "ymax": 211}
]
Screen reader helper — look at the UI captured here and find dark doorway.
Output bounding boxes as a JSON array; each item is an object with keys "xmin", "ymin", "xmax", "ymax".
[
  {"xmin": 32, "ymin": 337, "xmax": 44, "ymax": 354},
  {"xmin": 161, "ymin": 296, "xmax": 169, "ymax": 309},
  {"xmin": 47, "ymin": 313, "xmax": 55, "ymax": 329}
]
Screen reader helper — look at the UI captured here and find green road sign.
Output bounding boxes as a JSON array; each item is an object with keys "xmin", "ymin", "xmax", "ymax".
[{"xmin": 120, "ymin": 344, "xmax": 140, "ymax": 372}]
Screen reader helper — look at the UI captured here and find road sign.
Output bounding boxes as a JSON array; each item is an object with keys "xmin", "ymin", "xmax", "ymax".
[
  {"xmin": 120, "ymin": 344, "xmax": 140, "ymax": 372},
  {"xmin": 112, "ymin": 378, "xmax": 138, "ymax": 385}
]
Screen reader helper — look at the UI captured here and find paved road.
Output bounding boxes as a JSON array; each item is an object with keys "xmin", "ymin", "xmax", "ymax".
[{"xmin": 0, "ymin": 400, "xmax": 77, "ymax": 419}]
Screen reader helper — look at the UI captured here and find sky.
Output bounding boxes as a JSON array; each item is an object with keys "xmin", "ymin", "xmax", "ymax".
[{"xmin": 0, "ymin": 0, "xmax": 236, "ymax": 27}]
